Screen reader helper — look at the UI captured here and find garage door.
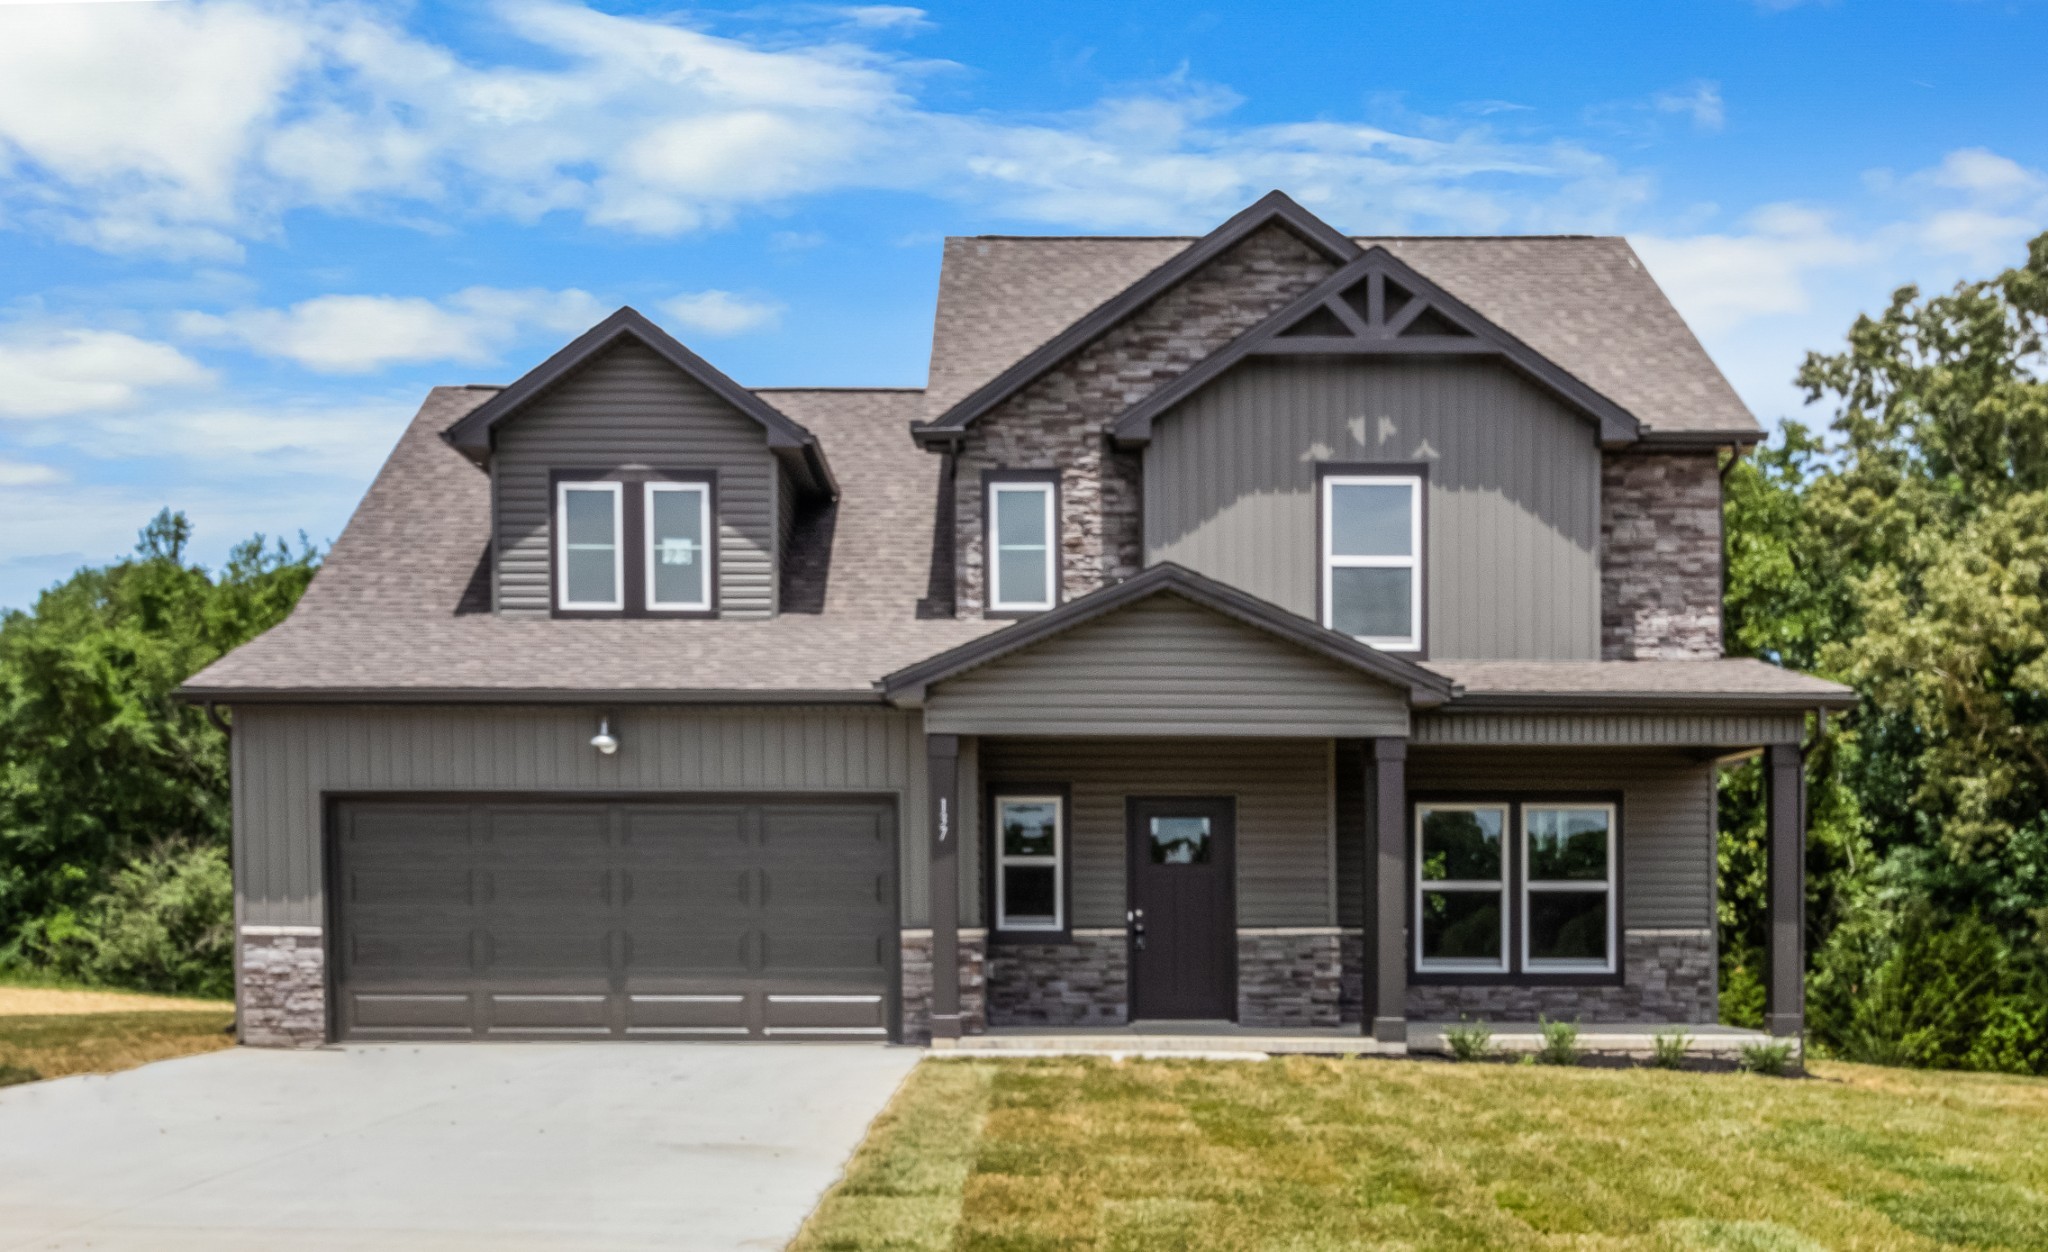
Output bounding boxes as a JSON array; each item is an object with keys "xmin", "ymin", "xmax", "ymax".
[{"xmin": 330, "ymin": 798, "xmax": 897, "ymax": 1041}]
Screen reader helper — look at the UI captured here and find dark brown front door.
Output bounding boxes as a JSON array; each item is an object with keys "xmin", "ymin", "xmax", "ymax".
[{"xmin": 1127, "ymin": 796, "xmax": 1236, "ymax": 1020}]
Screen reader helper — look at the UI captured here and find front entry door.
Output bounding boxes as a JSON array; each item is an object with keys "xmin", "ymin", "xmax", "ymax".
[{"xmin": 1127, "ymin": 797, "xmax": 1236, "ymax": 1020}]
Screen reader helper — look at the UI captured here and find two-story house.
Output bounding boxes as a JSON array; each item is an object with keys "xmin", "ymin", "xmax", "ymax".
[{"xmin": 185, "ymin": 192, "xmax": 1851, "ymax": 1051}]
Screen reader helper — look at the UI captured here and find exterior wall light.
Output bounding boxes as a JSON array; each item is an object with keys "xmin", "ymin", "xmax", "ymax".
[{"xmin": 590, "ymin": 715, "xmax": 619, "ymax": 755}]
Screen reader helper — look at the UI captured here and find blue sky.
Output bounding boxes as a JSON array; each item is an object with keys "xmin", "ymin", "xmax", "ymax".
[{"xmin": 1, "ymin": 0, "xmax": 2044, "ymax": 610}]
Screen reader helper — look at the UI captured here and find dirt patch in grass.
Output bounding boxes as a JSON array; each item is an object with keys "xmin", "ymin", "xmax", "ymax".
[
  {"xmin": 0, "ymin": 986, "xmax": 231, "ymax": 1015},
  {"xmin": 0, "ymin": 1011, "xmax": 235, "ymax": 1087},
  {"xmin": 794, "ymin": 1057, "xmax": 2048, "ymax": 1251}
]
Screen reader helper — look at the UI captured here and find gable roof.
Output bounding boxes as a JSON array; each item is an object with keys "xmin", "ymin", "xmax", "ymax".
[
  {"xmin": 922, "ymin": 231, "xmax": 1757, "ymax": 441},
  {"xmin": 880, "ymin": 561, "xmax": 1455, "ymax": 707},
  {"xmin": 912, "ymin": 191, "xmax": 1358, "ymax": 446},
  {"xmin": 443, "ymin": 306, "xmax": 838, "ymax": 498},
  {"xmin": 1112, "ymin": 246, "xmax": 1640, "ymax": 446}
]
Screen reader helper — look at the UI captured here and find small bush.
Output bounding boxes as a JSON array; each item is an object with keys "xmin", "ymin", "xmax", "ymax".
[
  {"xmin": 1651, "ymin": 1030, "xmax": 1692, "ymax": 1069},
  {"xmin": 1535, "ymin": 1016, "xmax": 1581, "ymax": 1066},
  {"xmin": 1739, "ymin": 1039, "xmax": 1799, "ymax": 1076},
  {"xmin": 1443, "ymin": 1020, "xmax": 1494, "ymax": 1062}
]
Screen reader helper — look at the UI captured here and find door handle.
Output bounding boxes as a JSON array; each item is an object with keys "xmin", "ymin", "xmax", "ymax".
[{"xmin": 1128, "ymin": 907, "xmax": 1145, "ymax": 950}]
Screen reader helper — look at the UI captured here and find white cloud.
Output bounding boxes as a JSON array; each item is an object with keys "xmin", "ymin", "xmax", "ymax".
[
  {"xmin": 835, "ymin": 6, "xmax": 932, "ymax": 31},
  {"xmin": 0, "ymin": 458, "xmax": 64, "ymax": 487},
  {"xmin": 1928, "ymin": 147, "xmax": 2046, "ymax": 202},
  {"xmin": 1633, "ymin": 204, "xmax": 1875, "ymax": 335},
  {"xmin": 659, "ymin": 290, "xmax": 783, "ymax": 336},
  {"xmin": 178, "ymin": 286, "xmax": 605, "ymax": 372},
  {"xmin": 1653, "ymin": 82, "xmax": 1725, "ymax": 133},
  {"xmin": 84, "ymin": 398, "xmax": 414, "ymax": 479},
  {"xmin": 0, "ymin": 328, "xmax": 213, "ymax": 417}
]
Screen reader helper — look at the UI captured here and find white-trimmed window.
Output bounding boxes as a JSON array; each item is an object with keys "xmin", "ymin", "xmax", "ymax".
[
  {"xmin": 1322, "ymin": 474, "xmax": 1422, "ymax": 650},
  {"xmin": 644, "ymin": 481, "xmax": 712, "ymax": 612},
  {"xmin": 557, "ymin": 481, "xmax": 624, "ymax": 611},
  {"xmin": 1414, "ymin": 803, "xmax": 1509, "ymax": 973},
  {"xmin": 1522, "ymin": 803, "xmax": 1617, "ymax": 973},
  {"xmin": 988, "ymin": 480, "xmax": 1056, "ymax": 612},
  {"xmin": 994, "ymin": 794, "xmax": 1063, "ymax": 932}
]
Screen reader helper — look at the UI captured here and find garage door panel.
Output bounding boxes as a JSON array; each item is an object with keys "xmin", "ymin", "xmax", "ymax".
[{"xmin": 334, "ymin": 797, "xmax": 895, "ymax": 1042}]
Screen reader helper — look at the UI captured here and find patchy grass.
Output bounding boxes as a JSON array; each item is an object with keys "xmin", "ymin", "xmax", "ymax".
[
  {"xmin": 0, "ymin": 1011, "xmax": 234, "ymax": 1088},
  {"xmin": 791, "ymin": 1057, "xmax": 2048, "ymax": 1251}
]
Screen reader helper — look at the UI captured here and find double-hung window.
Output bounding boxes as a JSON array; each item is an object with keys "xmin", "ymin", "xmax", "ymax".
[
  {"xmin": 994, "ymin": 794, "xmax": 1063, "ymax": 933},
  {"xmin": 1414, "ymin": 800, "xmax": 1619, "ymax": 977},
  {"xmin": 644, "ymin": 481, "xmax": 711, "ymax": 612},
  {"xmin": 557, "ymin": 480, "xmax": 625, "ymax": 611},
  {"xmin": 1523, "ymin": 804, "xmax": 1617, "ymax": 973},
  {"xmin": 1322, "ymin": 472, "xmax": 1422, "ymax": 651},
  {"xmin": 1415, "ymin": 803, "xmax": 1509, "ymax": 973},
  {"xmin": 987, "ymin": 477, "xmax": 1057, "ymax": 613}
]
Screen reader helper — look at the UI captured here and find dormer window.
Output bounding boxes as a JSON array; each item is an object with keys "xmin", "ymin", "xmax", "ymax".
[
  {"xmin": 985, "ymin": 471, "xmax": 1059, "ymax": 615},
  {"xmin": 552, "ymin": 470, "xmax": 717, "ymax": 617},
  {"xmin": 1321, "ymin": 467, "xmax": 1423, "ymax": 652}
]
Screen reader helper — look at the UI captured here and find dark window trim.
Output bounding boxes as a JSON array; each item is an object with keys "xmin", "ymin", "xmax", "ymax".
[
  {"xmin": 980, "ymin": 468, "xmax": 1062, "ymax": 620},
  {"xmin": 984, "ymin": 781, "xmax": 1074, "ymax": 944},
  {"xmin": 1315, "ymin": 461, "xmax": 1430, "ymax": 660},
  {"xmin": 549, "ymin": 468, "xmax": 719, "ymax": 620},
  {"xmin": 1407, "ymin": 789, "xmax": 1626, "ymax": 987}
]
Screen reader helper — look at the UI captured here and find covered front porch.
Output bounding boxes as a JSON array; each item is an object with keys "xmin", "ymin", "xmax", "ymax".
[{"xmin": 884, "ymin": 565, "xmax": 1832, "ymax": 1049}]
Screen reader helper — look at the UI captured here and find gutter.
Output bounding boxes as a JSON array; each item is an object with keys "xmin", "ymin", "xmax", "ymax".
[
  {"xmin": 174, "ymin": 686, "xmax": 892, "ymax": 708},
  {"xmin": 1436, "ymin": 689, "xmax": 1859, "ymax": 714}
]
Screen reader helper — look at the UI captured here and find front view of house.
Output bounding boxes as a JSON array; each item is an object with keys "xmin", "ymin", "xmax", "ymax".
[{"xmin": 186, "ymin": 192, "xmax": 1851, "ymax": 1049}]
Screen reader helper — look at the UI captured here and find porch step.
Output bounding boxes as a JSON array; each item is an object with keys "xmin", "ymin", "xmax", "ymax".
[{"xmin": 935, "ymin": 1027, "xmax": 1405, "ymax": 1059}]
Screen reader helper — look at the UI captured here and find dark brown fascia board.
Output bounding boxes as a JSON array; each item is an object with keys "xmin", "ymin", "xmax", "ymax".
[
  {"xmin": 910, "ymin": 191, "xmax": 1361, "ymax": 447},
  {"xmin": 174, "ymin": 686, "xmax": 890, "ymax": 707},
  {"xmin": 878, "ymin": 561, "xmax": 1455, "ymax": 707},
  {"xmin": 1631, "ymin": 428, "xmax": 1765, "ymax": 450},
  {"xmin": 1112, "ymin": 248, "xmax": 1642, "ymax": 448},
  {"xmin": 441, "ymin": 306, "xmax": 839, "ymax": 499},
  {"xmin": 1437, "ymin": 688, "xmax": 1859, "ymax": 713}
]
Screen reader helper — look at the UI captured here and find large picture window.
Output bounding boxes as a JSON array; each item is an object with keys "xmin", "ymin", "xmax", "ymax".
[
  {"xmin": 1522, "ymin": 804, "xmax": 1617, "ymax": 973},
  {"xmin": 644, "ymin": 481, "xmax": 711, "ymax": 612},
  {"xmin": 988, "ymin": 478, "xmax": 1057, "ymax": 613},
  {"xmin": 994, "ymin": 794, "xmax": 1063, "ymax": 932},
  {"xmin": 1414, "ymin": 803, "xmax": 1509, "ymax": 972},
  {"xmin": 557, "ymin": 480, "xmax": 624, "ymax": 611},
  {"xmin": 1322, "ymin": 472, "xmax": 1422, "ymax": 651}
]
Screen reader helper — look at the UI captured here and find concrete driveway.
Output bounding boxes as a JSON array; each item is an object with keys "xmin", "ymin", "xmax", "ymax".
[{"xmin": 0, "ymin": 1043, "xmax": 920, "ymax": 1251}]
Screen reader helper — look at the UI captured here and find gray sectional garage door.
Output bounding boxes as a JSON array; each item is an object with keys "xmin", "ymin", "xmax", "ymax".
[{"xmin": 331, "ymin": 798, "xmax": 896, "ymax": 1041}]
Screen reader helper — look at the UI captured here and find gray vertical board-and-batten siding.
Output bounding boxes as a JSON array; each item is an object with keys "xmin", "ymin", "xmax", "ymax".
[
  {"xmin": 978, "ymin": 736, "xmax": 1333, "ymax": 929},
  {"xmin": 1336, "ymin": 746, "xmax": 1718, "ymax": 932},
  {"xmin": 491, "ymin": 340, "xmax": 778, "ymax": 618},
  {"xmin": 923, "ymin": 593, "xmax": 1408, "ymax": 737},
  {"xmin": 230, "ymin": 704, "xmax": 950, "ymax": 928},
  {"xmin": 1143, "ymin": 358, "xmax": 1602, "ymax": 660}
]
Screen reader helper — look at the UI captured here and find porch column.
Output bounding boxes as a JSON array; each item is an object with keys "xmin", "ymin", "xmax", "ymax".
[
  {"xmin": 927, "ymin": 733, "xmax": 963, "ymax": 1041},
  {"xmin": 1363, "ymin": 737, "xmax": 1408, "ymax": 1043},
  {"xmin": 1765, "ymin": 741, "xmax": 1805, "ymax": 1038}
]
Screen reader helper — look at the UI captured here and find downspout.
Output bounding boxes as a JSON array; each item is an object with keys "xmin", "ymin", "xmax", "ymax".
[{"xmin": 204, "ymin": 701, "xmax": 231, "ymax": 737}]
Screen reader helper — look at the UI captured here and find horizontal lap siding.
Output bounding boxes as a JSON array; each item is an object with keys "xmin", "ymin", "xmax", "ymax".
[
  {"xmin": 1340, "ymin": 748, "xmax": 1715, "ymax": 930},
  {"xmin": 233, "ymin": 705, "xmax": 926, "ymax": 928},
  {"xmin": 1145, "ymin": 358, "xmax": 1601, "ymax": 660},
  {"xmin": 493, "ymin": 341, "xmax": 777, "ymax": 617},
  {"xmin": 979, "ymin": 737, "xmax": 1332, "ymax": 928},
  {"xmin": 925, "ymin": 595, "xmax": 1407, "ymax": 737}
]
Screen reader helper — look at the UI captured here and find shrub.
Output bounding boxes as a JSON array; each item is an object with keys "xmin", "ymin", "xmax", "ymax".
[
  {"xmin": 1535, "ymin": 1016, "xmax": 1581, "ymax": 1066},
  {"xmin": 1739, "ymin": 1040, "xmax": 1799, "ymax": 1076},
  {"xmin": 1651, "ymin": 1030, "xmax": 1692, "ymax": 1069},
  {"xmin": 1443, "ymin": 1020, "xmax": 1494, "ymax": 1062},
  {"xmin": 18, "ymin": 841, "xmax": 232, "ymax": 998}
]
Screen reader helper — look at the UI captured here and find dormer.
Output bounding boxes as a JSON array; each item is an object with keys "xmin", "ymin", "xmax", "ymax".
[{"xmin": 443, "ymin": 308, "xmax": 835, "ymax": 620}]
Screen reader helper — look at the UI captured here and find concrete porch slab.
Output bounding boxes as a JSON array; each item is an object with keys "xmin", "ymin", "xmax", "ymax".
[{"xmin": 938, "ymin": 1023, "xmax": 1404, "ymax": 1059}]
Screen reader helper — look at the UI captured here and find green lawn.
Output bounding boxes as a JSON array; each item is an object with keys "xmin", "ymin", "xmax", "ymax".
[
  {"xmin": 791, "ymin": 1057, "xmax": 2048, "ymax": 1252},
  {"xmin": 0, "ymin": 1010, "xmax": 235, "ymax": 1087}
]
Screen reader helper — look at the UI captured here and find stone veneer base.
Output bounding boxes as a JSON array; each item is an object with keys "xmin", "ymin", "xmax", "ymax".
[
  {"xmin": 239, "ymin": 927, "xmax": 328, "ymax": 1048},
  {"xmin": 986, "ymin": 931, "xmax": 1129, "ymax": 1027},
  {"xmin": 1402, "ymin": 929, "xmax": 1719, "ymax": 1024},
  {"xmin": 1237, "ymin": 931, "xmax": 1343, "ymax": 1028},
  {"xmin": 900, "ymin": 929, "xmax": 987, "ymax": 1044}
]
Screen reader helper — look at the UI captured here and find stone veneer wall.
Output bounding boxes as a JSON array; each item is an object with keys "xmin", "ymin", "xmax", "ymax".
[
  {"xmin": 240, "ymin": 927, "xmax": 327, "ymax": 1047},
  {"xmin": 985, "ymin": 931, "xmax": 1129, "ymax": 1027},
  {"xmin": 1402, "ymin": 929, "xmax": 1718, "ymax": 1024},
  {"xmin": 1601, "ymin": 450, "xmax": 1724, "ymax": 659},
  {"xmin": 899, "ymin": 929, "xmax": 987, "ymax": 1044},
  {"xmin": 951, "ymin": 223, "xmax": 1339, "ymax": 615},
  {"xmin": 1237, "ymin": 930, "xmax": 1343, "ymax": 1028}
]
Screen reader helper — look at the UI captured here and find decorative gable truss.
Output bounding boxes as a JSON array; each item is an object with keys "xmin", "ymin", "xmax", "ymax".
[{"xmin": 1111, "ymin": 249, "xmax": 1643, "ymax": 448}]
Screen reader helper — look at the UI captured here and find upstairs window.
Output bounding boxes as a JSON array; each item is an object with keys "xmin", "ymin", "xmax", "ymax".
[
  {"xmin": 1322, "ymin": 471, "xmax": 1422, "ymax": 651},
  {"xmin": 987, "ymin": 475, "xmax": 1058, "ymax": 613},
  {"xmin": 557, "ymin": 481, "xmax": 624, "ymax": 611},
  {"xmin": 645, "ymin": 482, "xmax": 711, "ymax": 612}
]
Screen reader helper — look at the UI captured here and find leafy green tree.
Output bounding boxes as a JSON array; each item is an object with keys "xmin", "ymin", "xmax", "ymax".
[{"xmin": 0, "ymin": 511, "xmax": 316, "ymax": 988}]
